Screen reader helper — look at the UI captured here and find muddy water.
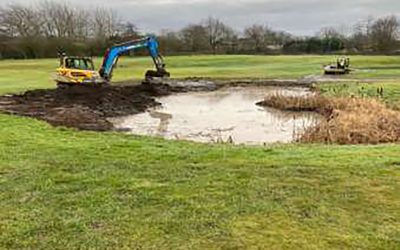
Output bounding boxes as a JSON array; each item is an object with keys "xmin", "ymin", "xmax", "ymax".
[{"xmin": 111, "ymin": 86, "xmax": 320, "ymax": 145}]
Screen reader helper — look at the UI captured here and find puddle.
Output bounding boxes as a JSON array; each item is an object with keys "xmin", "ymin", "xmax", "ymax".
[{"xmin": 111, "ymin": 86, "xmax": 320, "ymax": 145}]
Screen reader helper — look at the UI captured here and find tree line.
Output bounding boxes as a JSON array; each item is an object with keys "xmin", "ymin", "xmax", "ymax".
[
  {"xmin": 0, "ymin": 1, "xmax": 399, "ymax": 59},
  {"xmin": 0, "ymin": 2, "xmax": 141, "ymax": 58}
]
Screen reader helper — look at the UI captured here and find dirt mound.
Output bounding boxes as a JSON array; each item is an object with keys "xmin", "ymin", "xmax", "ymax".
[{"xmin": 0, "ymin": 83, "xmax": 183, "ymax": 131}]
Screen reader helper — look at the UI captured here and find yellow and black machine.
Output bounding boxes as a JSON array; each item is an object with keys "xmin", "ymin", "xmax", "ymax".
[
  {"xmin": 55, "ymin": 54, "xmax": 105, "ymax": 87},
  {"xmin": 324, "ymin": 57, "xmax": 351, "ymax": 75},
  {"xmin": 53, "ymin": 36, "xmax": 170, "ymax": 87}
]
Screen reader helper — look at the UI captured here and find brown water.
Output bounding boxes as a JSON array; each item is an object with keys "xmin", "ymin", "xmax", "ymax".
[{"xmin": 111, "ymin": 86, "xmax": 320, "ymax": 145}]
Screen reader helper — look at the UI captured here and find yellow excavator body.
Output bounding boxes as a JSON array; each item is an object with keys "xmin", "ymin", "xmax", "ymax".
[{"xmin": 54, "ymin": 55, "xmax": 105, "ymax": 86}]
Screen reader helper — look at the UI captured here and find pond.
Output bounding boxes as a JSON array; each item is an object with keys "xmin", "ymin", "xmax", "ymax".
[{"xmin": 110, "ymin": 86, "xmax": 320, "ymax": 145}]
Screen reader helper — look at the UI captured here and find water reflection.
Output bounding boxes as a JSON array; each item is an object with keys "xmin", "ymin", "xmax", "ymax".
[{"xmin": 111, "ymin": 86, "xmax": 320, "ymax": 145}]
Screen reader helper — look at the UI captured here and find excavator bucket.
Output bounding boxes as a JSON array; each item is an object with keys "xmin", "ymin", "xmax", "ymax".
[{"xmin": 145, "ymin": 69, "xmax": 170, "ymax": 81}]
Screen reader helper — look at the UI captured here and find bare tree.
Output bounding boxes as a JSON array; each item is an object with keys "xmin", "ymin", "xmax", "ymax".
[
  {"xmin": 204, "ymin": 17, "xmax": 234, "ymax": 54},
  {"xmin": 350, "ymin": 16, "xmax": 378, "ymax": 52},
  {"xmin": 1, "ymin": 4, "xmax": 43, "ymax": 37},
  {"xmin": 40, "ymin": 1, "xmax": 75, "ymax": 38},
  {"xmin": 370, "ymin": 15, "xmax": 399, "ymax": 53},
  {"xmin": 0, "ymin": 7, "xmax": 8, "ymax": 36},
  {"xmin": 0, "ymin": 1, "xmax": 131, "ymax": 58},
  {"xmin": 72, "ymin": 9, "xmax": 91, "ymax": 40},
  {"xmin": 244, "ymin": 24, "xmax": 265, "ymax": 52},
  {"xmin": 272, "ymin": 31, "xmax": 292, "ymax": 45},
  {"xmin": 319, "ymin": 27, "xmax": 348, "ymax": 52},
  {"xmin": 158, "ymin": 29, "xmax": 184, "ymax": 54},
  {"xmin": 243, "ymin": 24, "xmax": 291, "ymax": 53},
  {"xmin": 119, "ymin": 22, "xmax": 140, "ymax": 40},
  {"xmin": 180, "ymin": 24, "xmax": 208, "ymax": 52},
  {"xmin": 319, "ymin": 27, "xmax": 344, "ymax": 40},
  {"xmin": 93, "ymin": 7, "xmax": 119, "ymax": 39}
]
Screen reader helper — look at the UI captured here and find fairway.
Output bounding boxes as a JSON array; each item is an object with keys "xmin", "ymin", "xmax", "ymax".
[
  {"xmin": 1, "ymin": 55, "xmax": 400, "ymax": 249},
  {"xmin": 2, "ymin": 55, "xmax": 400, "ymax": 94}
]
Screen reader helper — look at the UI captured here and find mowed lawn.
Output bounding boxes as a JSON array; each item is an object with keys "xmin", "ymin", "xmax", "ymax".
[
  {"xmin": 0, "ymin": 55, "xmax": 400, "ymax": 249},
  {"xmin": 1, "ymin": 55, "xmax": 400, "ymax": 94}
]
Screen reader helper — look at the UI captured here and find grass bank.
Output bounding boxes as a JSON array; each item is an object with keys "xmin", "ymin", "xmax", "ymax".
[
  {"xmin": 1, "ymin": 55, "xmax": 400, "ymax": 249},
  {"xmin": 317, "ymin": 81, "xmax": 400, "ymax": 109},
  {"xmin": 1, "ymin": 55, "xmax": 400, "ymax": 94},
  {"xmin": 1, "ymin": 114, "xmax": 400, "ymax": 249}
]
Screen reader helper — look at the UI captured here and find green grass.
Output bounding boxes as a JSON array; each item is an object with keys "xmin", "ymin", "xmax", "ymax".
[
  {"xmin": 1, "ymin": 55, "xmax": 400, "ymax": 249},
  {"xmin": 1, "ymin": 55, "xmax": 400, "ymax": 94},
  {"xmin": 317, "ymin": 81, "xmax": 400, "ymax": 108},
  {"xmin": 1, "ymin": 114, "xmax": 399, "ymax": 249}
]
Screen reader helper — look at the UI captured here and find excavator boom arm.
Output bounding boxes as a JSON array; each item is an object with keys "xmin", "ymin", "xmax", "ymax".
[{"xmin": 98, "ymin": 36, "xmax": 168, "ymax": 81}]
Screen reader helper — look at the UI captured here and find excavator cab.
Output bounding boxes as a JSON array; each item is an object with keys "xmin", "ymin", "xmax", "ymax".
[
  {"xmin": 64, "ymin": 57, "xmax": 95, "ymax": 71},
  {"xmin": 54, "ymin": 53, "xmax": 105, "ymax": 87}
]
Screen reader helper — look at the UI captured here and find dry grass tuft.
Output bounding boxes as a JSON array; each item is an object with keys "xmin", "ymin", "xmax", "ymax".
[
  {"xmin": 257, "ymin": 94, "xmax": 326, "ymax": 112},
  {"xmin": 259, "ymin": 94, "xmax": 400, "ymax": 144}
]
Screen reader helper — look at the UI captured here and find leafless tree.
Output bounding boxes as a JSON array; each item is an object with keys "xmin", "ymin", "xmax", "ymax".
[
  {"xmin": 370, "ymin": 15, "xmax": 399, "ymax": 53},
  {"xmin": 72, "ymin": 9, "xmax": 91, "ymax": 40},
  {"xmin": 204, "ymin": 17, "xmax": 234, "ymax": 54},
  {"xmin": 0, "ymin": 1, "xmax": 128, "ymax": 58},
  {"xmin": 244, "ymin": 24, "xmax": 265, "ymax": 51},
  {"xmin": 1, "ymin": 4, "xmax": 43, "ymax": 37},
  {"xmin": 40, "ymin": 1, "xmax": 76, "ymax": 38},
  {"xmin": 350, "ymin": 16, "xmax": 376, "ymax": 52},
  {"xmin": 1, "ymin": 0, "xmax": 399, "ymax": 58},
  {"xmin": 119, "ymin": 22, "xmax": 140, "ymax": 40},
  {"xmin": 319, "ymin": 27, "xmax": 344, "ymax": 40},
  {"xmin": 180, "ymin": 24, "xmax": 208, "ymax": 52},
  {"xmin": 93, "ymin": 7, "xmax": 119, "ymax": 39},
  {"xmin": 158, "ymin": 29, "xmax": 184, "ymax": 54},
  {"xmin": 273, "ymin": 31, "xmax": 292, "ymax": 45},
  {"xmin": 243, "ymin": 24, "xmax": 291, "ymax": 53},
  {"xmin": 0, "ymin": 7, "xmax": 7, "ymax": 36}
]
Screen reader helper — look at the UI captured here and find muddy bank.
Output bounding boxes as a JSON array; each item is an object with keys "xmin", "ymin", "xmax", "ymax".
[
  {"xmin": 0, "ymin": 78, "xmax": 313, "ymax": 132},
  {"xmin": 0, "ymin": 80, "xmax": 218, "ymax": 131}
]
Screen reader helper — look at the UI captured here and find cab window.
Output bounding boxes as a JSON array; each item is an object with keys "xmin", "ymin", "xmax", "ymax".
[{"xmin": 65, "ymin": 58, "xmax": 94, "ymax": 70}]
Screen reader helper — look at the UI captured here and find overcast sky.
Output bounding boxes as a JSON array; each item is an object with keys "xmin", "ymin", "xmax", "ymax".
[{"xmin": 3, "ymin": 0, "xmax": 400, "ymax": 35}]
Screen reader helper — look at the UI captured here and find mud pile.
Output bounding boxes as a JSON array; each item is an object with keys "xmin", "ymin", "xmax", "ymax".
[{"xmin": 0, "ymin": 82, "xmax": 216, "ymax": 131}]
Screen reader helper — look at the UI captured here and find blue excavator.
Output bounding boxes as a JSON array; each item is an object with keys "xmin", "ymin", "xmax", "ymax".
[{"xmin": 54, "ymin": 36, "xmax": 170, "ymax": 87}]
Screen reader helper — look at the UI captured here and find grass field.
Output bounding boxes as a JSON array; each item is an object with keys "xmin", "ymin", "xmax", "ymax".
[
  {"xmin": 1, "ymin": 55, "xmax": 400, "ymax": 94},
  {"xmin": 1, "ymin": 55, "xmax": 400, "ymax": 249}
]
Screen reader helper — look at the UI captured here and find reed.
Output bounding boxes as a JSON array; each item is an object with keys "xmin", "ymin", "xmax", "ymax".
[{"xmin": 260, "ymin": 94, "xmax": 400, "ymax": 144}]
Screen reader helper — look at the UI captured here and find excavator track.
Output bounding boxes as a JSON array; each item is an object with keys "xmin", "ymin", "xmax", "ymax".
[{"xmin": 56, "ymin": 82, "xmax": 108, "ymax": 89}]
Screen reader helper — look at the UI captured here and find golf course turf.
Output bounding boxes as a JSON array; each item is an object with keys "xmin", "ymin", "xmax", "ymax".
[{"xmin": 1, "ymin": 55, "xmax": 399, "ymax": 249}]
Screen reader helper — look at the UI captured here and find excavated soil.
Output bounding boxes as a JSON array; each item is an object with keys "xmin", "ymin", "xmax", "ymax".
[{"xmin": 0, "ymin": 81, "xmax": 218, "ymax": 131}]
